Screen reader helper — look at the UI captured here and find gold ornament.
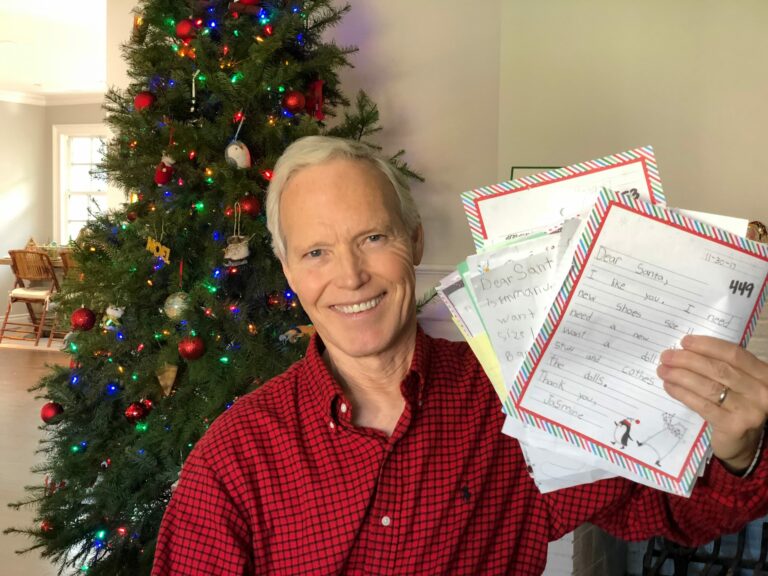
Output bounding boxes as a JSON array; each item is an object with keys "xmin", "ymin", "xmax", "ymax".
[
  {"xmin": 146, "ymin": 236, "xmax": 171, "ymax": 263},
  {"xmin": 748, "ymin": 220, "xmax": 767, "ymax": 243},
  {"xmin": 155, "ymin": 363, "xmax": 178, "ymax": 396}
]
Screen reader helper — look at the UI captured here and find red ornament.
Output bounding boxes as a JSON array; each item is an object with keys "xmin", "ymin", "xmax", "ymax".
[
  {"xmin": 305, "ymin": 79, "xmax": 325, "ymax": 121},
  {"xmin": 267, "ymin": 291, "xmax": 282, "ymax": 309},
  {"xmin": 71, "ymin": 307, "xmax": 96, "ymax": 331},
  {"xmin": 40, "ymin": 520, "xmax": 54, "ymax": 533},
  {"xmin": 154, "ymin": 155, "xmax": 175, "ymax": 186},
  {"xmin": 178, "ymin": 336, "xmax": 205, "ymax": 360},
  {"xmin": 239, "ymin": 195, "xmax": 261, "ymax": 218},
  {"xmin": 124, "ymin": 402, "xmax": 147, "ymax": 424},
  {"xmin": 175, "ymin": 19, "xmax": 196, "ymax": 41},
  {"xmin": 282, "ymin": 90, "xmax": 305, "ymax": 113},
  {"xmin": 236, "ymin": 0, "xmax": 260, "ymax": 4},
  {"xmin": 41, "ymin": 402, "xmax": 64, "ymax": 424},
  {"xmin": 133, "ymin": 91, "xmax": 155, "ymax": 111},
  {"xmin": 126, "ymin": 211, "xmax": 138, "ymax": 222}
]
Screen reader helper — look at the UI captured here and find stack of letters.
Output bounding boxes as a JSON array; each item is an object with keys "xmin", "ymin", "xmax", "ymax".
[{"xmin": 439, "ymin": 147, "xmax": 768, "ymax": 496}]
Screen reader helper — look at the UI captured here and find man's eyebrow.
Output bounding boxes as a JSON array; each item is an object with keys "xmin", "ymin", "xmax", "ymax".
[{"xmin": 357, "ymin": 224, "xmax": 396, "ymax": 237}]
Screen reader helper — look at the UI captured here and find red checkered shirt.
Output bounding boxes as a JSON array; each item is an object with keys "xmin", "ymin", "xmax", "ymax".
[{"xmin": 153, "ymin": 327, "xmax": 768, "ymax": 575}]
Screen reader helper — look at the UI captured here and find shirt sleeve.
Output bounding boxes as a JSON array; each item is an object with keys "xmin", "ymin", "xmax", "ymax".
[
  {"xmin": 151, "ymin": 448, "xmax": 253, "ymax": 575},
  {"xmin": 544, "ymin": 444, "xmax": 768, "ymax": 545}
]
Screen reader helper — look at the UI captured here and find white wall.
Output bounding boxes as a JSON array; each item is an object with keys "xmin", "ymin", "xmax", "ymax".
[
  {"xmin": 498, "ymin": 0, "xmax": 768, "ymax": 224},
  {"xmin": 0, "ymin": 102, "xmax": 48, "ymax": 298},
  {"xmin": 107, "ymin": 0, "xmax": 136, "ymax": 91},
  {"xmin": 335, "ymin": 0, "xmax": 502, "ymax": 271}
]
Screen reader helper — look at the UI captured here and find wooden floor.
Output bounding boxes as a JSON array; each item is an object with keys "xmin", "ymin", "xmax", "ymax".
[{"xmin": 0, "ymin": 347, "xmax": 65, "ymax": 576}]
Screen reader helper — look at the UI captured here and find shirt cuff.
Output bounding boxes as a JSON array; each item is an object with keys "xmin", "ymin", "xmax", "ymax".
[{"xmin": 706, "ymin": 426, "xmax": 767, "ymax": 494}]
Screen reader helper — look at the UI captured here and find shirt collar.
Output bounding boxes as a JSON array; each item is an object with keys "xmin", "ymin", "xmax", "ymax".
[{"xmin": 300, "ymin": 325, "xmax": 432, "ymax": 420}]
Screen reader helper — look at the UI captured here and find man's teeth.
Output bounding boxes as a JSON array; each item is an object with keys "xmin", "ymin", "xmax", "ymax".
[{"xmin": 336, "ymin": 296, "xmax": 382, "ymax": 314}]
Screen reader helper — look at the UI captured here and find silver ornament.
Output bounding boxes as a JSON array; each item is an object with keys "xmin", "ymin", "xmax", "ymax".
[{"xmin": 164, "ymin": 292, "xmax": 190, "ymax": 320}]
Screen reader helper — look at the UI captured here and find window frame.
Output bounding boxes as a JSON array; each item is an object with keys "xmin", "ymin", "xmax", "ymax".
[{"xmin": 52, "ymin": 124, "xmax": 113, "ymax": 245}]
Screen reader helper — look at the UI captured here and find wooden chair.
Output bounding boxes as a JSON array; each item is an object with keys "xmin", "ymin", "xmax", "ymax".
[
  {"xmin": 0, "ymin": 250, "xmax": 61, "ymax": 347},
  {"xmin": 59, "ymin": 249, "xmax": 78, "ymax": 278}
]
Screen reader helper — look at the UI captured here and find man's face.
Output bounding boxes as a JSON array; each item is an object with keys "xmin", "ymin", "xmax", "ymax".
[{"xmin": 279, "ymin": 158, "xmax": 423, "ymax": 363}]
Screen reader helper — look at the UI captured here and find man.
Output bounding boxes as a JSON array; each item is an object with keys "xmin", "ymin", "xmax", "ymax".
[{"xmin": 153, "ymin": 136, "xmax": 768, "ymax": 575}]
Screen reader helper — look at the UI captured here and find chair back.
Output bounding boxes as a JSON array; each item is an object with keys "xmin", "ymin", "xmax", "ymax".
[
  {"xmin": 9, "ymin": 250, "xmax": 60, "ymax": 291},
  {"xmin": 59, "ymin": 249, "xmax": 78, "ymax": 276}
]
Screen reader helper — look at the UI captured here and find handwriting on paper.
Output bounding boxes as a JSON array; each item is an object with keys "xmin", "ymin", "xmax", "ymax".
[
  {"xmin": 518, "ymin": 203, "xmax": 768, "ymax": 478},
  {"xmin": 467, "ymin": 236, "xmax": 564, "ymax": 376}
]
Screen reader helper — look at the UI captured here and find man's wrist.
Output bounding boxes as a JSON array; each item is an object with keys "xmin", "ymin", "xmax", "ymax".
[{"xmin": 719, "ymin": 427, "xmax": 765, "ymax": 477}]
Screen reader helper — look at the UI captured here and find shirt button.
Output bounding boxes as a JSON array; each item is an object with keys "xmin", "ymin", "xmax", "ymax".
[
  {"xmin": 381, "ymin": 515, "xmax": 391, "ymax": 527},
  {"xmin": 340, "ymin": 403, "xmax": 348, "ymax": 414},
  {"xmin": 329, "ymin": 421, "xmax": 335, "ymax": 430}
]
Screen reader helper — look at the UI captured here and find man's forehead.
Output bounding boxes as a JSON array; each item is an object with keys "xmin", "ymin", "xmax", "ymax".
[{"xmin": 281, "ymin": 159, "xmax": 397, "ymax": 209}]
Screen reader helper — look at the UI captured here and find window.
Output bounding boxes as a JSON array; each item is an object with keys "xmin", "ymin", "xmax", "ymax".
[{"xmin": 53, "ymin": 124, "xmax": 112, "ymax": 244}]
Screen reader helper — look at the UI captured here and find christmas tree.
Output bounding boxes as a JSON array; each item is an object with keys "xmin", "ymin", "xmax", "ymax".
[{"xmin": 6, "ymin": 1, "xmax": 416, "ymax": 574}]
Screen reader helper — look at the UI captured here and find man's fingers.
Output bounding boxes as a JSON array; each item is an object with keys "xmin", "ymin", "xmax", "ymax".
[
  {"xmin": 659, "ymin": 346, "xmax": 765, "ymax": 403},
  {"xmin": 662, "ymin": 379, "xmax": 729, "ymax": 426},
  {"xmin": 680, "ymin": 335, "xmax": 768, "ymax": 384}
]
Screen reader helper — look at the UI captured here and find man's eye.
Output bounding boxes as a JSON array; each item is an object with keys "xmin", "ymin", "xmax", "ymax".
[
  {"xmin": 306, "ymin": 249, "xmax": 322, "ymax": 258},
  {"xmin": 367, "ymin": 234, "xmax": 383, "ymax": 242}
]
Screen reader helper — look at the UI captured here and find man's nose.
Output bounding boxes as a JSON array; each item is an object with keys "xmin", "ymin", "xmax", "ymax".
[{"xmin": 335, "ymin": 249, "xmax": 370, "ymax": 290}]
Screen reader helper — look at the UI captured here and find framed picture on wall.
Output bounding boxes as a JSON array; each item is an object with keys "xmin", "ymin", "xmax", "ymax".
[{"xmin": 510, "ymin": 166, "xmax": 561, "ymax": 180}]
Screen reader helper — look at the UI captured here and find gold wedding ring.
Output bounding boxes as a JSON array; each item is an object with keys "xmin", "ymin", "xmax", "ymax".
[{"xmin": 717, "ymin": 385, "xmax": 729, "ymax": 406}]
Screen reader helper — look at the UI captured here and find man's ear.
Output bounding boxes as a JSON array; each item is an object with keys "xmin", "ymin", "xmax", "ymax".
[{"xmin": 412, "ymin": 224, "xmax": 424, "ymax": 267}]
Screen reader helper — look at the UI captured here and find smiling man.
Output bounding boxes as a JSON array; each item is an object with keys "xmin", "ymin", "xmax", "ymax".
[{"xmin": 153, "ymin": 136, "xmax": 768, "ymax": 575}]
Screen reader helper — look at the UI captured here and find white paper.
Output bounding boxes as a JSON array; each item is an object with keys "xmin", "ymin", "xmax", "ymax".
[
  {"xmin": 519, "ymin": 206, "xmax": 768, "ymax": 487},
  {"xmin": 479, "ymin": 162, "xmax": 659, "ymax": 248}
]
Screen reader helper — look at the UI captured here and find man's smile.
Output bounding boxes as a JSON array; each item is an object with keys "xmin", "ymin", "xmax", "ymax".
[{"xmin": 331, "ymin": 294, "xmax": 385, "ymax": 315}]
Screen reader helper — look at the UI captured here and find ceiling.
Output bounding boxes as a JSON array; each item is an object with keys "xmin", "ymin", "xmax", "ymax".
[{"xmin": 0, "ymin": 0, "xmax": 106, "ymax": 102}]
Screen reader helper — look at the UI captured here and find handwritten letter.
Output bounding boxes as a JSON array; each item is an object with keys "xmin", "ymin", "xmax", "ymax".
[{"xmin": 517, "ymin": 196, "xmax": 768, "ymax": 494}]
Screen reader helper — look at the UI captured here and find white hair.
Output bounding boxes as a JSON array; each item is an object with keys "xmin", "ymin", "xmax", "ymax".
[{"xmin": 265, "ymin": 136, "xmax": 421, "ymax": 261}]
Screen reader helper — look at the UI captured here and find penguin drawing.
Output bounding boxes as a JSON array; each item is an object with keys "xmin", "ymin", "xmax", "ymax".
[{"xmin": 611, "ymin": 418, "xmax": 639, "ymax": 449}]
